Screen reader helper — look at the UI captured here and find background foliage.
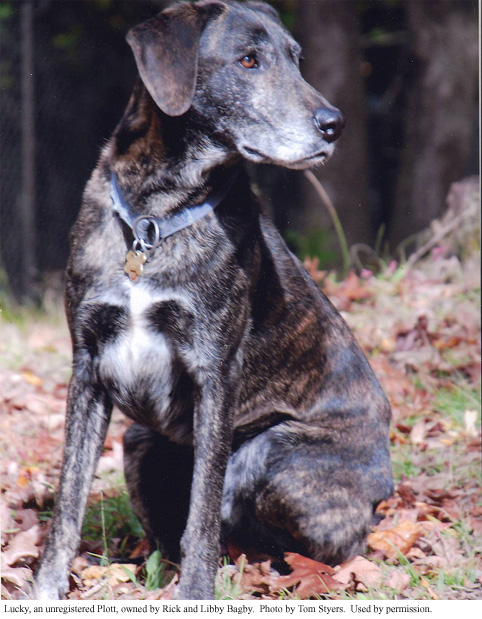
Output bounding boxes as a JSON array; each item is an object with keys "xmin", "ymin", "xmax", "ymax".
[{"xmin": 0, "ymin": 0, "xmax": 479, "ymax": 302}]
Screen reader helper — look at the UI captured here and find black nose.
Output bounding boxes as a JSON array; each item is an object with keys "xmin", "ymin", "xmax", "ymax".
[{"xmin": 314, "ymin": 107, "xmax": 345, "ymax": 143}]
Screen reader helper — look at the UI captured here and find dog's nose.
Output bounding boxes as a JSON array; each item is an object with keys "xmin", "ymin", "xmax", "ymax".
[{"xmin": 314, "ymin": 107, "xmax": 345, "ymax": 143}]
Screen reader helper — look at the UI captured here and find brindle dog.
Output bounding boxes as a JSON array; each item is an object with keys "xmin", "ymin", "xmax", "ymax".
[{"xmin": 35, "ymin": 0, "xmax": 393, "ymax": 600}]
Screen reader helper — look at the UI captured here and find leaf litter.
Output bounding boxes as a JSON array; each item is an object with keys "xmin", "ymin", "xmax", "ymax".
[{"xmin": 1, "ymin": 244, "xmax": 480, "ymax": 600}]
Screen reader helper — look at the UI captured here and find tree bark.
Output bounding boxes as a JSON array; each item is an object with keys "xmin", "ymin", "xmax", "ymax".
[
  {"xmin": 389, "ymin": 0, "xmax": 478, "ymax": 249},
  {"xmin": 297, "ymin": 0, "xmax": 371, "ymax": 248},
  {"xmin": 17, "ymin": 1, "xmax": 37, "ymax": 302}
]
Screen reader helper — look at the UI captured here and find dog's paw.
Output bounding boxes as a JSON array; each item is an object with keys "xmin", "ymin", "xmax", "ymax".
[
  {"xmin": 31, "ymin": 576, "xmax": 67, "ymax": 600},
  {"xmin": 173, "ymin": 580, "xmax": 214, "ymax": 601}
]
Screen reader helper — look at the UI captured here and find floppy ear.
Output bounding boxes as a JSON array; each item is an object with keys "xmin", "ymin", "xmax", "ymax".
[{"xmin": 126, "ymin": 2, "xmax": 222, "ymax": 117}]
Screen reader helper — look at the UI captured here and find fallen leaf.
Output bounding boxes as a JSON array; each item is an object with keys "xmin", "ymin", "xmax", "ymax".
[
  {"xmin": 464, "ymin": 410, "xmax": 478, "ymax": 437},
  {"xmin": 14, "ymin": 509, "xmax": 40, "ymax": 532},
  {"xmin": 341, "ymin": 271, "xmax": 372, "ymax": 301},
  {"xmin": 234, "ymin": 555, "xmax": 273, "ymax": 594},
  {"xmin": 0, "ymin": 564, "xmax": 33, "ymax": 588},
  {"xmin": 420, "ymin": 576, "xmax": 439, "ymax": 600},
  {"xmin": 405, "ymin": 547, "xmax": 426, "ymax": 561},
  {"xmin": 2, "ymin": 526, "xmax": 41, "ymax": 567},
  {"xmin": 383, "ymin": 570, "xmax": 411, "ymax": 592},
  {"xmin": 96, "ymin": 440, "xmax": 124, "ymax": 475},
  {"xmin": 367, "ymin": 520, "xmax": 422, "ymax": 560},
  {"xmin": 16, "ymin": 467, "xmax": 40, "ymax": 489},
  {"xmin": 81, "ymin": 564, "xmax": 107, "ymax": 586},
  {"xmin": 81, "ymin": 563, "xmax": 137, "ymax": 588},
  {"xmin": 334, "ymin": 556, "xmax": 383, "ymax": 591},
  {"xmin": 424, "ymin": 556, "xmax": 448, "ymax": 569},
  {"xmin": 0, "ymin": 501, "xmax": 16, "ymax": 544},
  {"xmin": 21, "ymin": 370, "xmax": 43, "ymax": 389},
  {"xmin": 432, "ymin": 336, "xmax": 461, "ymax": 350},
  {"xmin": 107, "ymin": 564, "xmax": 138, "ymax": 586},
  {"xmin": 269, "ymin": 552, "xmax": 347, "ymax": 597},
  {"xmin": 410, "ymin": 420, "xmax": 427, "ymax": 445},
  {"xmin": 325, "ymin": 271, "xmax": 372, "ymax": 311},
  {"xmin": 428, "ymin": 533, "xmax": 464, "ymax": 566},
  {"xmin": 397, "ymin": 482, "xmax": 417, "ymax": 506},
  {"xmin": 303, "ymin": 257, "xmax": 327, "ymax": 284},
  {"xmin": 470, "ymin": 517, "xmax": 482, "ymax": 535},
  {"xmin": 147, "ymin": 573, "xmax": 178, "ymax": 600},
  {"xmin": 71, "ymin": 556, "xmax": 89, "ymax": 576},
  {"xmin": 129, "ymin": 538, "xmax": 150, "ymax": 559},
  {"xmin": 38, "ymin": 413, "xmax": 65, "ymax": 432}
]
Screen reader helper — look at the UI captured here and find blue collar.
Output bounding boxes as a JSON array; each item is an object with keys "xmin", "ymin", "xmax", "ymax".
[{"xmin": 110, "ymin": 170, "xmax": 238, "ymax": 255}]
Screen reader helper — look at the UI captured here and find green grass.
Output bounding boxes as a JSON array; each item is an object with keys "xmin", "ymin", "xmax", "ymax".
[
  {"xmin": 0, "ymin": 268, "xmax": 66, "ymax": 329},
  {"xmin": 390, "ymin": 446, "xmax": 422, "ymax": 482},
  {"xmin": 433, "ymin": 384, "xmax": 481, "ymax": 428},
  {"xmin": 0, "ymin": 295, "xmax": 41, "ymax": 329},
  {"xmin": 144, "ymin": 549, "xmax": 170, "ymax": 591},
  {"xmin": 215, "ymin": 556, "xmax": 245, "ymax": 600},
  {"xmin": 82, "ymin": 489, "xmax": 143, "ymax": 546}
]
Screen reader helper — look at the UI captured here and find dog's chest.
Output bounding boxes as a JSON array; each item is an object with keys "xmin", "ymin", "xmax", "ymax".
[
  {"xmin": 98, "ymin": 286, "xmax": 168, "ymax": 383},
  {"xmin": 90, "ymin": 282, "xmax": 195, "ymax": 439}
]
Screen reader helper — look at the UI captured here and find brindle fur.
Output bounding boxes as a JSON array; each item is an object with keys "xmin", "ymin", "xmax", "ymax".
[{"xmin": 35, "ymin": 0, "xmax": 392, "ymax": 600}]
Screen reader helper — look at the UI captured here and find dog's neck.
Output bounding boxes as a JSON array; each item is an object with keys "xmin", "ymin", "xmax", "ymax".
[{"xmin": 106, "ymin": 80, "xmax": 238, "ymax": 218}]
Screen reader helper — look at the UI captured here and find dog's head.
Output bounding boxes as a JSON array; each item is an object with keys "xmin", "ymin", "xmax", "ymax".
[{"xmin": 127, "ymin": 0, "xmax": 344, "ymax": 170}]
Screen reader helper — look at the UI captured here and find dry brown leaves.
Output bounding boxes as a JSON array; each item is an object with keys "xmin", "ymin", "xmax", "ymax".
[
  {"xmin": 368, "ymin": 520, "xmax": 423, "ymax": 561},
  {"xmin": 220, "ymin": 552, "xmax": 412, "ymax": 599},
  {"xmin": 1, "ymin": 249, "xmax": 480, "ymax": 600}
]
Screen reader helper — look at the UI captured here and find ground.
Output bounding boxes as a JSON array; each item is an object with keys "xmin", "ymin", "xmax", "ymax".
[{"xmin": 1, "ymin": 246, "xmax": 480, "ymax": 600}]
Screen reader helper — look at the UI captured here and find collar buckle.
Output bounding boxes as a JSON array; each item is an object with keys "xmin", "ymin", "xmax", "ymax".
[{"xmin": 132, "ymin": 215, "xmax": 161, "ymax": 255}]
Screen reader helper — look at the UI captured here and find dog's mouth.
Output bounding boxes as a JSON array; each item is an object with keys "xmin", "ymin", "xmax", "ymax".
[{"xmin": 240, "ymin": 145, "xmax": 329, "ymax": 169}]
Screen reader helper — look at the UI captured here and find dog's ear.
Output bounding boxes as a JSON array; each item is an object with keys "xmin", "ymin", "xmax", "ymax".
[
  {"xmin": 126, "ymin": 2, "xmax": 224, "ymax": 117},
  {"xmin": 244, "ymin": 2, "xmax": 281, "ymax": 24}
]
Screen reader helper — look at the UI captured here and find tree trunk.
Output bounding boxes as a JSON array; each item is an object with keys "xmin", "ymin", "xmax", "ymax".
[
  {"xmin": 19, "ymin": 0, "xmax": 37, "ymax": 301},
  {"xmin": 389, "ymin": 0, "xmax": 478, "ymax": 250},
  {"xmin": 297, "ymin": 0, "xmax": 371, "ymax": 248}
]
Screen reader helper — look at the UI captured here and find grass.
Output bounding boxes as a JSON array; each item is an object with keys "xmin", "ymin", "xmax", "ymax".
[
  {"xmin": 333, "ymin": 537, "xmax": 479, "ymax": 601},
  {"xmin": 144, "ymin": 550, "xmax": 169, "ymax": 591},
  {"xmin": 390, "ymin": 448, "xmax": 422, "ymax": 482},
  {"xmin": 284, "ymin": 227, "xmax": 338, "ymax": 270},
  {"xmin": 391, "ymin": 436, "xmax": 479, "ymax": 486},
  {"xmin": 82, "ymin": 490, "xmax": 175, "ymax": 593},
  {"xmin": 369, "ymin": 366, "xmax": 481, "ymax": 601},
  {"xmin": 433, "ymin": 384, "xmax": 481, "ymax": 428},
  {"xmin": 0, "ymin": 276, "xmax": 65, "ymax": 330},
  {"xmin": 215, "ymin": 556, "xmax": 246, "ymax": 600},
  {"xmin": 82, "ymin": 487, "xmax": 143, "ymax": 548},
  {"xmin": 390, "ymin": 374, "xmax": 480, "ymax": 483}
]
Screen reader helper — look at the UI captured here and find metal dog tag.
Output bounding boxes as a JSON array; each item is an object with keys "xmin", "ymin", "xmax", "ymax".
[{"xmin": 124, "ymin": 250, "xmax": 147, "ymax": 282}]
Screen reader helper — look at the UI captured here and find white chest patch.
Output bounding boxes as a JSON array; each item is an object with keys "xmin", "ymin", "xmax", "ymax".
[{"xmin": 98, "ymin": 283, "xmax": 173, "ymax": 393}]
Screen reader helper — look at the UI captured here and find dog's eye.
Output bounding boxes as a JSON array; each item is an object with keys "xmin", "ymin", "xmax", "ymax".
[{"xmin": 240, "ymin": 54, "xmax": 258, "ymax": 69}]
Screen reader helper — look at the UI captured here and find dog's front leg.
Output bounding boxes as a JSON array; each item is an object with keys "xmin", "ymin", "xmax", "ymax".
[
  {"xmin": 175, "ymin": 368, "xmax": 239, "ymax": 600},
  {"xmin": 34, "ymin": 368, "xmax": 112, "ymax": 599}
]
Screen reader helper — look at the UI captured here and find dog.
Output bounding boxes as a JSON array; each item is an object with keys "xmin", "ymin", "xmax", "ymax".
[{"xmin": 34, "ymin": 0, "xmax": 393, "ymax": 600}]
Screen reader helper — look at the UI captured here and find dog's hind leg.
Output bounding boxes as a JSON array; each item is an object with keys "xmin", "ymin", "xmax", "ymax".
[
  {"xmin": 223, "ymin": 421, "xmax": 392, "ymax": 566},
  {"xmin": 123, "ymin": 424, "xmax": 193, "ymax": 562},
  {"xmin": 35, "ymin": 373, "xmax": 112, "ymax": 599}
]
